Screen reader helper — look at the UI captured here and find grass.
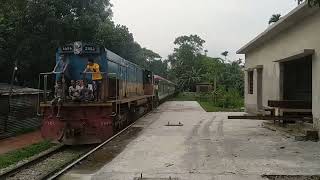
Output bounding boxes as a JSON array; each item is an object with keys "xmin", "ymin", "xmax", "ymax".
[
  {"xmin": 169, "ymin": 92, "xmax": 199, "ymax": 101},
  {"xmin": 198, "ymin": 101, "xmax": 243, "ymax": 112},
  {"xmin": 170, "ymin": 92, "xmax": 244, "ymax": 112},
  {"xmin": 0, "ymin": 140, "xmax": 55, "ymax": 169}
]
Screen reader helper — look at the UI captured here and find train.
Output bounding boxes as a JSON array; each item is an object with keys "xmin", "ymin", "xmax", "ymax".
[{"xmin": 39, "ymin": 42, "xmax": 175, "ymax": 145}]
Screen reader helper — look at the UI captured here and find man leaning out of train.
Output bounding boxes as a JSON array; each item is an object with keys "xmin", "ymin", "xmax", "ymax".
[
  {"xmin": 51, "ymin": 81, "xmax": 63, "ymax": 117},
  {"xmin": 84, "ymin": 58, "xmax": 102, "ymax": 101}
]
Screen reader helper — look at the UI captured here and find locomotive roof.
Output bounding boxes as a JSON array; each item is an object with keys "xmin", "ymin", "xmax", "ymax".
[
  {"xmin": 59, "ymin": 42, "xmax": 155, "ymax": 73},
  {"xmin": 0, "ymin": 83, "xmax": 44, "ymax": 96},
  {"xmin": 105, "ymin": 49, "xmax": 141, "ymax": 69},
  {"xmin": 154, "ymin": 75, "xmax": 175, "ymax": 85}
]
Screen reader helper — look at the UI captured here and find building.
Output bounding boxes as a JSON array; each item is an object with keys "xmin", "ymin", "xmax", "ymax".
[
  {"xmin": 0, "ymin": 83, "xmax": 43, "ymax": 139},
  {"xmin": 237, "ymin": 3, "xmax": 320, "ymax": 131},
  {"xmin": 196, "ymin": 83, "xmax": 213, "ymax": 93}
]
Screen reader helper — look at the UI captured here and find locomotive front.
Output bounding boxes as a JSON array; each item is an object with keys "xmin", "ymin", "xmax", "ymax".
[{"xmin": 39, "ymin": 42, "xmax": 113, "ymax": 144}]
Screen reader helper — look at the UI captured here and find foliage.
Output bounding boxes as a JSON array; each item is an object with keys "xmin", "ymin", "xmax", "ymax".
[
  {"xmin": 171, "ymin": 92, "xmax": 244, "ymax": 112},
  {"xmin": 307, "ymin": 0, "xmax": 320, "ymax": 6},
  {"xmin": 211, "ymin": 87, "xmax": 244, "ymax": 108},
  {"xmin": 167, "ymin": 34, "xmax": 244, "ymax": 112},
  {"xmin": 174, "ymin": 35, "xmax": 205, "ymax": 54},
  {"xmin": 296, "ymin": 0, "xmax": 320, "ymax": 6},
  {"xmin": 168, "ymin": 34, "xmax": 244, "ymax": 96},
  {"xmin": 169, "ymin": 35, "xmax": 206, "ymax": 91},
  {"xmin": 297, "ymin": 0, "xmax": 305, "ymax": 5},
  {"xmin": 169, "ymin": 92, "xmax": 199, "ymax": 101},
  {"xmin": 221, "ymin": 51, "xmax": 229, "ymax": 61},
  {"xmin": 0, "ymin": 0, "xmax": 168, "ymax": 87},
  {"xmin": 199, "ymin": 102, "xmax": 243, "ymax": 112},
  {"xmin": 0, "ymin": 141, "xmax": 54, "ymax": 169},
  {"xmin": 268, "ymin": 14, "xmax": 281, "ymax": 24}
]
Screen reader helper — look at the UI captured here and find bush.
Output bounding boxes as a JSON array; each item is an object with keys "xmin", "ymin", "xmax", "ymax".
[{"xmin": 198, "ymin": 87, "xmax": 243, "ymax": 109}]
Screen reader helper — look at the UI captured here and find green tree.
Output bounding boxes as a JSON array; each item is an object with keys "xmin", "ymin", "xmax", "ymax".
[
  {"xmin": 174, "ymin": 35, "xmax": 205, "ymax": 54},
  {"xmin": 0, "ymin": 0, "xmax": 165, "ymax": 87},
  {"xmin": 178, "ymin": 67, "xmax": 202, "ymax": 92},
  {"xmin": 268, "ymin": 14, "xmax": 281, "ymax": 24},
  {"xmin": 221, "ymin": 51, "xmax": 229, "ymax": 61},
  {"xmin": 307, "ymin": 0, "xmax": 320, "ymax": 6},
  {"xmin": 0, "ymin": 0, "xmax": 113, "ymax": 86},
  {"xmin": 297, "ymin": 0, "xmax": 304, "ymax": 5},
  {"xmin": 169, "ymin": 35, "xmax": 206, "ymax": 91},
  {"xmin": 200, "ymin": 56, "xmax": 244, "ymax": 96},
  {"xmin": 296, "ymin": 0, "xmax": 320, "ymax": 6}
]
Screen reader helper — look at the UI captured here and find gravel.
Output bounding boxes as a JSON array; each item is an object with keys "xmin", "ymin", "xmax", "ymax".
[{"xmin": 7, "ymin": 147, "xmax": 91, "ymax": 180}]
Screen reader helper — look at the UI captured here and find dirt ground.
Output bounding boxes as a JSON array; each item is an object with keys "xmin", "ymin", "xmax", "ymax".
[{"xmin": 0, "ymin": 131, "xmax": 43, "ymax": 155}]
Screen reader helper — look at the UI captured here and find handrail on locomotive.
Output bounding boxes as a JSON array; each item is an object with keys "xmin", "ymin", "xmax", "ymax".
[{"xmin": 37, "ymin": 66, "xmax": 111, "ymax": 118}]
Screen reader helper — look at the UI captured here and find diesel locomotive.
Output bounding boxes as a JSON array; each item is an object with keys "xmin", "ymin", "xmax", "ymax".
[{"xmin": 39, "ymin": 42, "xmax": 175, "ymax": 145}]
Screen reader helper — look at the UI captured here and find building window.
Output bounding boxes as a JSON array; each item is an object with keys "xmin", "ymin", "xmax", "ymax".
[{"xmin": 248, "ymin": 71, "xmax": 254, "ymax": 94}]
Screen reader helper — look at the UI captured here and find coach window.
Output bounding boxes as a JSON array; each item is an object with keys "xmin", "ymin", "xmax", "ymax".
[{"xmin": 248, "ymin": 71, "xmax": 254, "ymax": 94}]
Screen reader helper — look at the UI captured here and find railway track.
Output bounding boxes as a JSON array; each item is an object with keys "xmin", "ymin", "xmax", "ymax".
[{"xmin": 0, "ymin": 121, "xmax": 137, "ymax": 180}]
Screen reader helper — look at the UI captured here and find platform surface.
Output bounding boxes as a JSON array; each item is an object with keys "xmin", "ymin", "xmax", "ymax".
[{"xmin": 62, "ymin": 101, "xmax": 320, "ymax": 180}]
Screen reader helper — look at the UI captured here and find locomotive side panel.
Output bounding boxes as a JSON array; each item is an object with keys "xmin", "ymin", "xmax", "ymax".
[{"xmin": 154, "ymin": 75, "xmax": 176, "ymax": 101}]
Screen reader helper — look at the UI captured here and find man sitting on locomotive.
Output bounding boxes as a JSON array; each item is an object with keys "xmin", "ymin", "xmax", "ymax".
[
  {"xmin": 84, "ymin": 59, "xmax": 102, "ymax": 101},
  {"xmin": 80, "ymin": 82, "xmax": 94, "ymax": 102},
  {"xmin": 51, "ymin": 81, "xmax": 64, "ymax": 117},
  {"xmin": 68, "ymin": 80, "xmax": 81, "ymax": 101}
]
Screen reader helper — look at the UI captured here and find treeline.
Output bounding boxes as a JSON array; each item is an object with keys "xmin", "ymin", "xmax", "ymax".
[
  {"xmin": 1, "ymin": 0, "xmax": 243, "ymax": 98},
  {"xmin": 0, "ymin": 0, "xmax": 168, "ymax": 87},
  {"xmin": 168, "ymin": 35, "xmax": 244, "ymax": 95}
]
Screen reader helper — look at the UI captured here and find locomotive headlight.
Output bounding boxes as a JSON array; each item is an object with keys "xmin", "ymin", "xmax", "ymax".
[{"xmin": 74, "ymin": 41, "xmax": 82, "ymax": 55}]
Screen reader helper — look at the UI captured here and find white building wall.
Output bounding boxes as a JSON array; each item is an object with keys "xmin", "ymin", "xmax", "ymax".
[{"xmin": 244, "ymin": 11, "xmax": 320, "ymax": 130}]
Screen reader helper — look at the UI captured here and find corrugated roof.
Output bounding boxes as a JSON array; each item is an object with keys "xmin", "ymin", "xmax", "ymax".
[
  {"xmin": 237, "ymin": 2, "xmax": 318, "ymax": 54},
  {"xmin": 0, "ymin": 83, "xmax": 43, "ymax": 96}
]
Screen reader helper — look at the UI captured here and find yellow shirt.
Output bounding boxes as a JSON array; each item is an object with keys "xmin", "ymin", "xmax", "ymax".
[{"xmin": 86, "ymin": 63, "xmax": 102, "ymax": 80}]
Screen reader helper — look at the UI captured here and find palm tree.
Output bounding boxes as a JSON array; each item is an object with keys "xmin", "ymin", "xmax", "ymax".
[
  {"xmin": 268, "ymin": 14, "xmax": 281, "ymax": 25},
  {"xmin": 179, "ymin": 67, "xmax": 202, "ymax": 91},
  {"xmin": 296, "ymin": 0, "xmax": 304, "ymax": 5},
  {"xmin": 221, "ymin": 51, "xmax": 229, "ymax": 61}
]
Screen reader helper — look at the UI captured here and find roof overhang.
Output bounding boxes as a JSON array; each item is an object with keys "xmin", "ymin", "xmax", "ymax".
[
  {"xmin": 237, "ymin": 2, "xmax": 318, "ymax": 54},
  {"xmin": 274, "ymin": 49, "xmax": 314, "ymax": 63},
  {"xmin": 245, "ymin": 65, "xmax": 263, "ymax": 71}
]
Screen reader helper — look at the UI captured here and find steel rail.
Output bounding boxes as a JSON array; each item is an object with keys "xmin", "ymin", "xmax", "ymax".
[
  {"xmin": 46, "ymin": 120, "xmax": 138, "ymax": 180},
  {"xmin": 0, "ymin": 144, "xmax": 65, "ymax": 178}
]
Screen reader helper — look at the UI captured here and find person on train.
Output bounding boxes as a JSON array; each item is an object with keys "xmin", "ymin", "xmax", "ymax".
[
  {"xmin": 84, "ymin": 58, "xmax": 102, "ymax": 101},
  {"xmin": 68, "ymin": 80, "xmax": 81, "ymax": 101},
  {"xmin": 53, "ymin": 54, "xmax": 69, "ymax": 74},
  {"xmin": 51, "ymin": 81, "xmax": 64, "ymax": 117},
  {"xmin": 80, "ymin": 83, "xmax": 94, "ymax": 102},
  {"xmin": 77, "ymin": 80, "xmax": 84, "ymax": 90}
]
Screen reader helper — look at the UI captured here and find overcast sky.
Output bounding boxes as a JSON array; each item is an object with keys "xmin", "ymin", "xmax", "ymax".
[{"xmin": 110, "ymin": 0, "xmax": 297, "ymax": 60}]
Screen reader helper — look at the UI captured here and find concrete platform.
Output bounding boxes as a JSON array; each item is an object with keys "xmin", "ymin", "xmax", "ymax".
[{"xmin": 63, "ymin": 101, "xmax": 320, "ymax": 180}]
